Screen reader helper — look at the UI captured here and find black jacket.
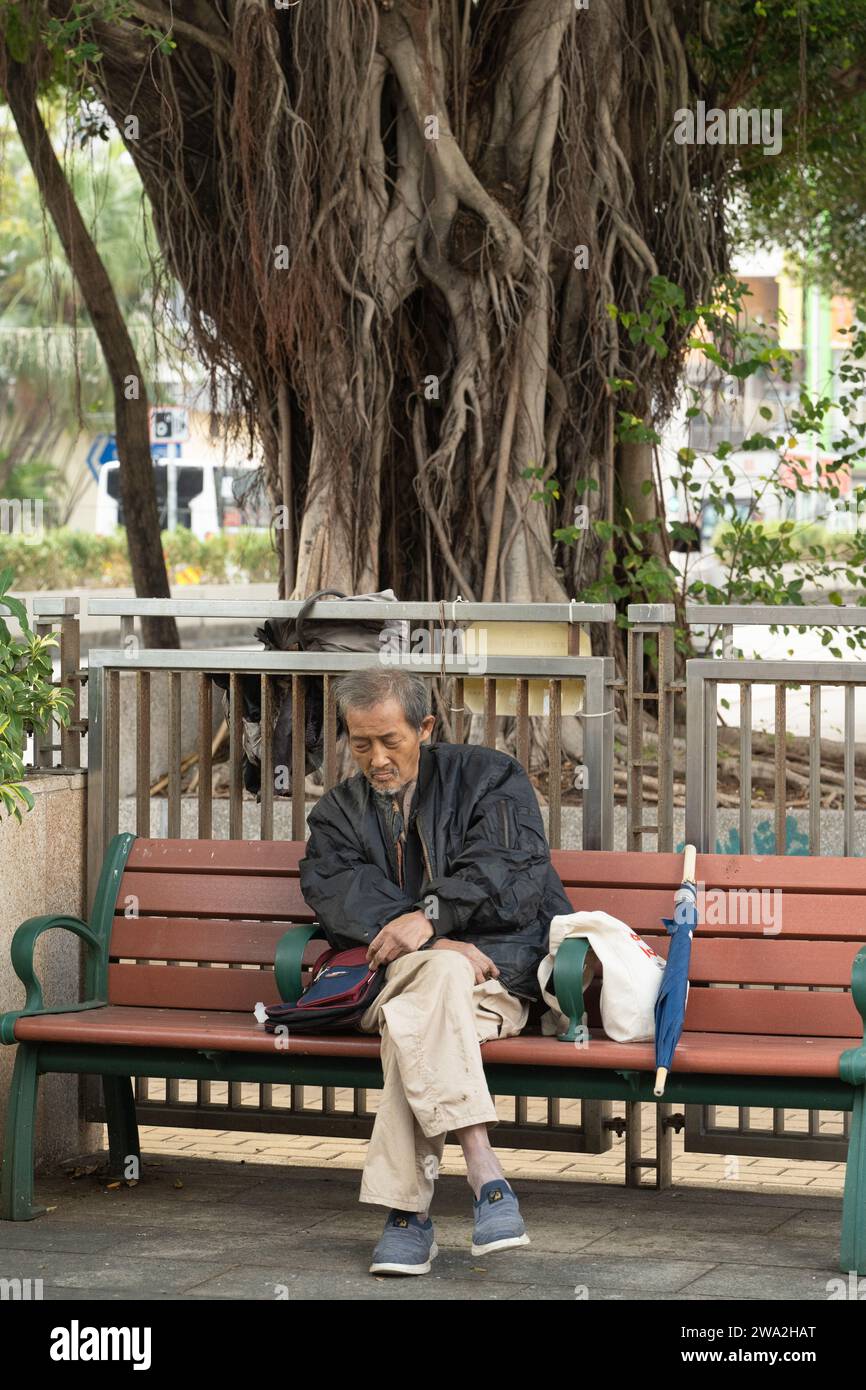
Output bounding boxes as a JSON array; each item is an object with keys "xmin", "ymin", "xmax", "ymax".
[{"xmin": 298, "ymin": 741, "xmax": 573, "ymax": 1002}]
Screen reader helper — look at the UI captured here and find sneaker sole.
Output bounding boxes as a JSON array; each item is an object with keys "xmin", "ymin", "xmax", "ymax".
[
  {"xmin": 370, "ymin": 1240, "xmax": 439, "ymax": 1276},
  {"xmin": 471, "ymin": 1233, "xmax": 531, "ymax": 1257}
]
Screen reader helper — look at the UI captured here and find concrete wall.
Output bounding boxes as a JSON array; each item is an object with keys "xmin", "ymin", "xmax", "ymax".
[{"xmin": 0, "ymin": 773, "xmax": 100, "ymax": 1171}]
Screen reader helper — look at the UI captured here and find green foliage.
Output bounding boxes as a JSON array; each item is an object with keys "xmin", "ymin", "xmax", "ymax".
[
  {"xmin": 559, "ymin": 274, "xmax": 866, "ymax": 654},
  {"xmin": 0, "ymin": 525, "xmax": 278, "ymax": 588},
  {"xmin": 0, "ymin": 2, "xmax": 176, "ymax": 77},
  {"xmin": 0, "ymin": 564, "xmax": 72, "ymax": 821},
  {"xmin": 705, "ymin": 0, "xmax": 866, "ymax": 301}
]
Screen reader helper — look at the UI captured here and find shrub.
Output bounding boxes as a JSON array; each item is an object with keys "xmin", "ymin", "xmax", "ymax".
[{"xmin": 0, "ymin": 567, "xmax": 73, "ymax": 822}]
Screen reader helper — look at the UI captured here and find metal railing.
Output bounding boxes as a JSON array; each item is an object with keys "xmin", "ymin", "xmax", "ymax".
[
  {"xmin": 682, "ymin": 605, "xmax": 866, "ymax": 1167},
  {"xmin": 76, "ymin": 598, "xmax": 620, "ymax": 1155},
  {"xmin": 685, "ymin": 657, "xmax": 864, "ymax": 857},
  {"xmin": 86, "ymin": 646, "xmax": 616, "ymax": 911},
  {"xmin": 685, "ymin": 603, "xmax": 866, "ymax": 856}
]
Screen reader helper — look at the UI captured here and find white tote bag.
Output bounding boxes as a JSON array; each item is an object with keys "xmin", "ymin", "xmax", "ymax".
[{"xmin": 537, "ymin": 910, "xmax": 667, "ymax": 1043}]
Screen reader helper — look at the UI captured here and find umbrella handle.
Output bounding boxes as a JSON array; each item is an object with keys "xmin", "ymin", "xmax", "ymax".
[
  {"xmin": 653, "ymin": 1066, "xmax": 668, "ymax": 1097},
  {"xmin": 682, "ymin": 844, "xmax": 697, "ymax": 884}
]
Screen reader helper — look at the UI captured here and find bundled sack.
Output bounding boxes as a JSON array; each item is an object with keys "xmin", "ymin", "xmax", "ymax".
[
  {"xmin": 537, "ymin": 910, "xmax": 667, "ymax": 1043},
  {"xmin": 257, "ymin": 945, "xmax": 387, "ymax": 1034},
  {"xmin": 212, "ymin": 588, "xmax": 408, "ymax": 798}
]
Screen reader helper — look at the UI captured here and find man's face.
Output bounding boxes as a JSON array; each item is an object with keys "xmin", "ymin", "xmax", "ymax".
[{"xmin": 344, "ymin": 698, "xmax": 435, "ymax": 794}]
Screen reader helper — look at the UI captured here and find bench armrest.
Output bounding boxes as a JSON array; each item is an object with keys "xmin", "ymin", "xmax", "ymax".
[
  {"xmin": 0, "ymin": 914, "xmax": 105, "ymax": 1044},
  {"xmin": 273, "ymin": 924, "xmax": 328, "ymax": 1003},
  {"xmin": 551, "ymin": 936, "xmax": 592, "ymax": 1043},
  {"xmin": 841, "ymin": 947, "xmax": 866, "ymax": 1086}
]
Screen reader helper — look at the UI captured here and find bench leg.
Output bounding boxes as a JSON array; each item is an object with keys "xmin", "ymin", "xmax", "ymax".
[
  {"xmin": 841, "ymin": 1085, "xmax": 866, "ymax": 1276},
  {"xmin": 102, "ymin": 1076, "xmax": 141, "ymax": 1181},
  {"xmin": 0, "ymin": 1045, "xmax": 46, "ymax": 1221}
]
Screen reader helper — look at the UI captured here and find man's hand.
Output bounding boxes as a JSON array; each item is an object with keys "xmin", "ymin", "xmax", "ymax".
[
  {"xmin": 431, "ymin": 938, "xmax": 500, "ymax": 985},
  {"xmin": 367, "ymin": 911, "xmax": 434, "ymax": 968}
]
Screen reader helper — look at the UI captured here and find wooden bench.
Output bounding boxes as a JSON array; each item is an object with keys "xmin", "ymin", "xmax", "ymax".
[{"xmin": 2, "ymin": 833, "xmax": 865, "ymax": 1274}]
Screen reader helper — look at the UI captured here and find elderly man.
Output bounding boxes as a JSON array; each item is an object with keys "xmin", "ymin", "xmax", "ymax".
[{"xmin": 298, "ymin": 667, "xmax": 573, "ymax": 1276}]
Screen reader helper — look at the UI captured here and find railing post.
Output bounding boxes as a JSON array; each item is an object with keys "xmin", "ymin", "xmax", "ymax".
[
  {"xmin": 580, "ymin": 659, "xmax": 614, "ymax": 851},
  {"xmin": 625, "ymin": 604, "xmax": 676, "ymax": 852},
  {"xmin": 86, "ymin": 656, "xmax": 105, "ymax": 922},
  {"xmin": 684, "ymin": 659, "xmax": 707, "ymax": 852},
  {"xmin": 31, "ymin": 595, "xmax": 83, "ymax": 771}
]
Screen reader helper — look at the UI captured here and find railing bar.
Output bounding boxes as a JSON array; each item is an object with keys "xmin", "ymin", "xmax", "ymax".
[
  {"xmin": 60, "ymin": 612, "xmax": 81, "ymax": 767},
  {"xmin": 739, "ymin": 683, "xmax": 752, "ymax": 854},
  {"xmin": 844, "ymin": 684, "xmax": 856, "ymax": 857},
  {"xmin": 291, "ymin": 676, "xmax": 307, "ymax": 841},
  {"xmin": 323, "ymin": 675, "xmax": 337, "ymax": 793},
  {"xmin": 774, "ymin": 683, "xmax": 786, "ymax": 856},
  {"xmin": 483, "ymin": 678, "xmax": 496, "ymax": 748},
  {"xmin": 626, "ymin": 627, "xmax": 642, "ymax": 852},
  {"xmin": 229, "ymin": 673, "xmax": 244, "ymax": 840},
  {"xmin": 136, "ymin": 670, "xmax": 151, "ymax": 837},
  {"xmin": 453, "ymin": 676, "xmax": 465, "ymax": 745},
  {"xmin": 705, "ymin": 679, "xmax": 718, "ymax": 854},
  {"xmin": 548, "ymin": 679, "xmax": 562, "ymax": 850},
  {"xmin": 197, "ymin": 673, "xmax": 213, "ymax": 841},
  {"xmin": 168, "ymin": 671, "xmax": 182, "ymax": 839},
  {"xmin": 656, "ymin": 622, "xmax": 674, "ymax": 852},
  {"xmin": 516, "ymin": 678, "xmax": 529, "ymax": 771},
  {"xmin": 105, "ymin": 669, "xmax": 120, "ymax": 842},
  {"xmin": 260, "ymin": 673, "xmax": 274, "ymax": 841},
  {"xmin": 809, "ymin": 684, "xmax": 821, "ymax": 856},
  {"xmin": 88, "ymin": 598, "xmax": 619, "ymax": 623}
]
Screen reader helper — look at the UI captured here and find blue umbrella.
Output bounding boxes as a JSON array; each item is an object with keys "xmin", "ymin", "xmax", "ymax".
[{"xmin": 653, "ymin": 845, "xmax": 698, "ymax": 1097}]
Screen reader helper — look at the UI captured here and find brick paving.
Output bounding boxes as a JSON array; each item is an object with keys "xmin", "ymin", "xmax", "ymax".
[{"xmin": 136, "ymin": 1088, "xmax": 846, "ymax": 1199}]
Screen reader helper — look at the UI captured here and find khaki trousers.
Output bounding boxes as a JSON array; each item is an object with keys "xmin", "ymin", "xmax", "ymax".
[{"xmin": 356, "ymin": 949, "xmax": 530, "ymax": 1212}]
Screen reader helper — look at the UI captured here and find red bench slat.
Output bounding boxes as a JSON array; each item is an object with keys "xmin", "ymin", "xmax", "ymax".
[
  {"xmin": 110, "ymin": 918, "xmax": 300, "ymax": 965},
  {"xmin": 13, "ymin": 1006, "xmax": 859, "ymax": 1078},
  {"xmin": 108, "ymin": 963, "xmax": 282, "ymax": 1011},
  {"xmin": 552, "ymin": 849, "xmax": 866, "ymax": 893}
]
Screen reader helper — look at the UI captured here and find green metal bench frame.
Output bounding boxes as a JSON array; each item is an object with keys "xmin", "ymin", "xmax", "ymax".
[{"xmin": 2, "ymin": 831, "xmax": 865, "ymax": 1275}]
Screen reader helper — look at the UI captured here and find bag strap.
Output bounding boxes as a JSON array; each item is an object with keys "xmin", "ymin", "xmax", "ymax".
[{"xmin": 295, "ymin": 589, "xmax": 347, "ymax": 652}]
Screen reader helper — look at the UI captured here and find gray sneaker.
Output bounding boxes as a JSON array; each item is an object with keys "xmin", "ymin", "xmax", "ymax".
[
  {"xmin": 471, "ymin": 1180, "xmax": 531, "ymax": 1256},
  {"xmin": 369, "ymin": 1209, "xmax": 438, "ymax": 1275}
]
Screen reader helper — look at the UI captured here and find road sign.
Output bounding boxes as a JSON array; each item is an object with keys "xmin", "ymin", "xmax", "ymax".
[{"xmin": 150, "ymin": 406, "xmax": 189, "ymax": 443}]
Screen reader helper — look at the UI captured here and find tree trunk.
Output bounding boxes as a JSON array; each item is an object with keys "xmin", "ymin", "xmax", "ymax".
[{"xmin": 0, "ymin": 45, "xmax": 179, "ymax": 649}]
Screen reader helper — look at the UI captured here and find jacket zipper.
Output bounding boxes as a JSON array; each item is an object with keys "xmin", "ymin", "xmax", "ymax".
[
  {"xmin": 414, "ymin": 811, "xmax": 435, "ymax": 883},
  {"xmin": 376, "ymin": 797, "xmax": 401, "ymax": 883}
]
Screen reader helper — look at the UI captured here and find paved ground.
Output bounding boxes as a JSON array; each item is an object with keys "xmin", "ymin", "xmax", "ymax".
[
  {"xmin": 1, "ymin": 1097, "xmax": 849, "ymax": 1302},
  {"xmin": 0, "ymin": 1151, "xmax": 845, "ymax": 1301}
]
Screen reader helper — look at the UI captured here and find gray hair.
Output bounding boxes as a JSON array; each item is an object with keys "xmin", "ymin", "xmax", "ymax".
[{"xmin": 335, "ymin": 667, "xmax": 431, "ymax": 730}]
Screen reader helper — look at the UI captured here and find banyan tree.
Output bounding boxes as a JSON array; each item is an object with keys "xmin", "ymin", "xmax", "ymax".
[{"xmin": 5, "ymin": 0, "xmax": 853, "ymax": 607}]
